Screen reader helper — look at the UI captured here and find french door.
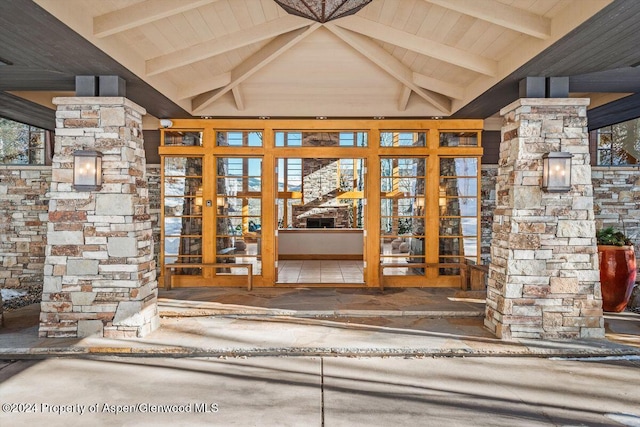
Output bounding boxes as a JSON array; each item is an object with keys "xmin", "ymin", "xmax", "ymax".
[{"xmin": 159, "ymin": 120, "xmax": 482, "ymax": 289}]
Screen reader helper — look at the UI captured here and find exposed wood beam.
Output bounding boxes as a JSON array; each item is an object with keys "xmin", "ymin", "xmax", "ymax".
[
  {"xmin": 94, "ymin": 0, "xmax": 218, "ymax": 38},
  {"xmin": 398, "ymin": 86, "xmax": 412, "ymax": 111},
  {"xmin": 425, "ymin": 0, "xmax": 551, "ymax": 39},
  {"xmin": 569, "ymin": 67, "xmax": 640, "ymax": 92},
  {"xmin": 334, "ymin": 15, "xmax": 496, "ymax": 77},
  {"xmin": 177, "ymin": 72, "xmax": 231, "ymax": 99},
  {"xmin": 192, "ymin": 24, "xmax": 321, "ymax": 113},
  {"xmin": 0, "ymin": 66, "xmax": 74, "ymax": 91},
  {"xmin": 413, "ymin": 73, "xmax": 464, "ymax": 100},
  {"xmin": 146, "ymin": 15, "xmax": 310, "ymax": 76},
  {"xmin": 325, "ymin": 24, "xmax": 451, "ymax": 114},
  {"xmin": 232, "ymin": 87, "xmax": 245, "ymax": 110}
]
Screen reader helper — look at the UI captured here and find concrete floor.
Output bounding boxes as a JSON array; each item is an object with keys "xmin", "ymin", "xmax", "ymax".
[
  {"xmin": 1, "ymin": 287, "xmax": 640, "ymax": 425},
  {"xmin": 1, "ymin": 287, "xmax": 639, "ymax": 358},
  {"xmin": 1, "ymin": 356, "xmax": 639, "ymax": 426}
]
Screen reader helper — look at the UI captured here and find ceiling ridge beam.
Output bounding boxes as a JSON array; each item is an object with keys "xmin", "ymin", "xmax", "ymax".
[
  {"xmin": 425, "ymin": 0, "xmax": 551, "ymax": 39},
  {"xmin": 413, "ymin": 72, "xmax": 464, "ymax": 100},
  {"xmin": 334, "ymin": 15, "xmax": 496, "ymax": 76},
  {"xmin": 325, "ymin": 24, "xmax": 451, "ymax": 114},
  {"xmin": 94, "ymin": 0, "xmax": 219, "ymax": 38},
  {"xmin": 192, "ymin": 23, "xmax": 322, "ymax": 113},
  {"xmin": 146, "ymin": 15, "xmax": 311, "ymax": 76}
]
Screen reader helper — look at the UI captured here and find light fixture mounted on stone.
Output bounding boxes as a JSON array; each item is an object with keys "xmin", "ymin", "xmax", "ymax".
[
  {"xmin": 73, "ymin": 149, "xmax": 103, "ymax": 191},
  {"xmin": 273, "ymin": 0, "xmax": 372, "ymax": 23},
  {"xmin": 542, "ymin": 152, "xmax": 572, "ymax": 193}
]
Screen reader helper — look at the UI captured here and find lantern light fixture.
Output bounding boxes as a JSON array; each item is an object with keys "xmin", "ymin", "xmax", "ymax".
[
  {"xmin": 542, "ymin": 152, "xmax": 572, "ymax": 193},
  {"xmin": 195, "ymin": 186, "xmax": 203, "ymax": 207},
  {"xmin": 73, "ymin": 150, "xmax": 103, "ymax": 191},
  {"xmin": 273, "ymin": 0, "xmax": 372, "ymax": 23}
]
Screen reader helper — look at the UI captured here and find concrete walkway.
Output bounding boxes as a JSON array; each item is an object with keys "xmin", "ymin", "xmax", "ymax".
[
  {"xmin": 1, "ymin": 356, "xmax": 639, "ymax": 426},
  {"xmin": 1, "ymin": 287, "xmax": 639, "ymax": 358}
]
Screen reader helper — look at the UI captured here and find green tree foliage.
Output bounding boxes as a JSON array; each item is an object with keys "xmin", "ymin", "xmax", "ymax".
[
  {"xmin": 0, "ymin": 118, "xmax": 45, "ymax": 164},
  {"xmin": 0, "ymin": 118, "xmax": 29, "ymax": 163}
]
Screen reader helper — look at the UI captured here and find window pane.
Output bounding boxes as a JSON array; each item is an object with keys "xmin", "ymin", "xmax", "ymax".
[
  {"xmin": 594, "ymin": 118, "xmax": 640, "ymax": 166},
  {"xmin": 338, "ymin": 132, "xmax": 368, "ymax": 147},
  {"xmin": 164, "ymin": 157, "xmax": 202, "ymax": 176},
  {"xmin": 275, "ymin": 131, "xmax": 302, "ymax": 147},
  {"xmin": 440, "ymin": 132, "xmax": 478, "ymax": 147},
  {"xmin": 440, "ymin": 158, "xmax": 478, "ymax": 176},
  {"xmin": 439, "ymin": 217, "xmax": 477, "ymax": 237},
  {"xmin": 164, "ymin": 131, "xmax": 203, "ymax": 146},
  {"xmin": 164, "ymin": 177, "xmax": 202, "ymax": 197},
  {"xmin": 0, "ymin": 118, "xmax": 46, "ymax": 165},
  {"xmin": 276, "ymin": 131, "xmax": 366, "ymax": 147},
  {"xmin": 439, "ymin": 156, "xmax": 479, "ymax": 266},
  {"xmin": 380, "ymin": 132, "xmax": 425, "ymax": 147},
  {"xmin": 217, "ymin": 131, "xmax": 263, "ymax": 147},
  {"xmin": 217, "ymin": 157, "xmax": 262, "ymax": 194},
  {"xmin": 380, "ymin": 156, "xmax": 427, "ymax": 274}
]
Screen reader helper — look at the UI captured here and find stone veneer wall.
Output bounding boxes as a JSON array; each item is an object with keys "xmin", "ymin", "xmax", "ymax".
[
  {"xmin": 0, "ymin": 166, "xmax": 161, "ymax": 286},
  {"xmin": 485, "ymin": 98, "xmax": 603, "ymax": 339},
  {"xmin": 1, "ymin": 138, "xmax": 639, "ymax": 327},
  {"xmin": 0, "ymin": 166, "xmax": 50, "ymax": 287},
  {"xmin": 480, "ymin": 165, "xmax": 640, "ymax": 262},
  {"xmin": 39, "ymin": 97, "xmax": 159, "ymax": 338},
  {"xmin": 592, "ymin": 167, "xmax": 640, "ymax": 243},
  {"xmin": 480, "ymin": 166, "xmax": 498, "ymax": 264},
  {"xmin": 0, "ymin": 166, "xmax": 50, "ymax": 325},
  {"xmin": 146, "ymin": 165, "xmax": 161, "ymax": 268}
]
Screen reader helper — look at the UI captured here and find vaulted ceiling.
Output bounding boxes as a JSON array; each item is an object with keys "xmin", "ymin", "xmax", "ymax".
[{"xmin": 2, "ymin": 0, "xmax": 640, "ymax": 131}]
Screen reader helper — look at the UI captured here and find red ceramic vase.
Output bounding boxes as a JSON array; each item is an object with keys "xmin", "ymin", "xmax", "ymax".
[{"xmin": 598, "ymin": 245, "xmax": 637, "ymax": 312}]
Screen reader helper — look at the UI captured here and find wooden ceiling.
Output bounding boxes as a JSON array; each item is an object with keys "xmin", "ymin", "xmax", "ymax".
[
  {"xmin": 4, "ymin": 0, "xmax": 640, "ymax": 130},
  {"xmin": 26, "ymin": 0, "xmax": 611, "ymax": 119}
]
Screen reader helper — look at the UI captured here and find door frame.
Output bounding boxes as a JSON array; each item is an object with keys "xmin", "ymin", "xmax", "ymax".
[{"xmin": 159, "ymin": 118, "xmax": 483, "ymax": 288}]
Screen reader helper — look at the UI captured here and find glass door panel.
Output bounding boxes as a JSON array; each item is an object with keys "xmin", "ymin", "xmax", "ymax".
[
  {"xmin": 276, "ymin": 156, "xmax": 365, "ymax": 284},
  {"xmin": 380, "ymin": 157, "xmax": 427, "ymax": 276},
  {"xmin": 439, "ymin": 157, "xmax": 479, "ymax": 275},
  {"xmin": 163, "ymin": 156, "xmax": 203, "ymax": 276},
  {"xmin": 216, "ymin": 157, "xmax": 262, "ymax": 276}
]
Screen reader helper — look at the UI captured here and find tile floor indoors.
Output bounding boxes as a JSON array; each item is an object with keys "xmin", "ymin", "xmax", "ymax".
[{"xmin": 277, "ymin": 260, "xmax": 364, "ymax": 283}]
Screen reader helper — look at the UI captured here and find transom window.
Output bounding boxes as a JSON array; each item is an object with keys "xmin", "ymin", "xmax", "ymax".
[{"xmin": 380, "ymin": 132, "xmax": 426, "ymax": 147}]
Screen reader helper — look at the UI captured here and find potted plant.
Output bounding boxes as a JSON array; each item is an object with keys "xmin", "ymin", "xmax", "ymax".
[{"xmin": 596, "ymin": 227, "xmax": 637, "ymax": 312}]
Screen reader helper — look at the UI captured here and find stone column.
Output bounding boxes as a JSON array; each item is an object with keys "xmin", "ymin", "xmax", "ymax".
[
  {"xmin": 39, "ymin": 97, "xmax": 159, "ymax": 338},
  {"xmin": 485, "ymin": 98, "xmax": 604, "ymax": 340}
]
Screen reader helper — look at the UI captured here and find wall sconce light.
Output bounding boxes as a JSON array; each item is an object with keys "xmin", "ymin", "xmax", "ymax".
[
  {"xmin": 216, "ymin": 196, "xmax": 226, "ymax": 208},
  {"xmin": 73, "ymin": 150, "xmax": 103, "ymax": 191},
  {"xmin": 439, "ymin": 186, "xmax": 447, "ymax": 207},
  {"xmin": 195, "ymin": 187, "xmax": 203, "ymax": 207},
  {"xmin": 542, "ymin": 152, "xmax": 572, "ymax": 192}
]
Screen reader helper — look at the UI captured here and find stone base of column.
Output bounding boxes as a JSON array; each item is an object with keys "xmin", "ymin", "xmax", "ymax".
[
  {"xmin": 39, "ymin": 97, "xmax": 159, "ymax": 338},
  {"xmin": 485, "ymin": 98, "xmax": 604, "ymax": 340}
]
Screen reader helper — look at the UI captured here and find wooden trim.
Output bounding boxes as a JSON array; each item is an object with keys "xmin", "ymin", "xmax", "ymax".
[
  {"xmin": 164, "ymin": 263, "xmax": 253, "ymax": 290},
  {"xmin": 379, "ymin": 262, "xmax": 462, "ymax": 290},
  {"xmin": 278, "ymin": 254, "xmax": 363, "ymax": 260},
  {"xmin": 277, "ymin": 228, "xmax": 364, "ymax": 234},
  {"xmin": 159, "ymin": 118, "xmax": 483, "ymax": 289}
]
